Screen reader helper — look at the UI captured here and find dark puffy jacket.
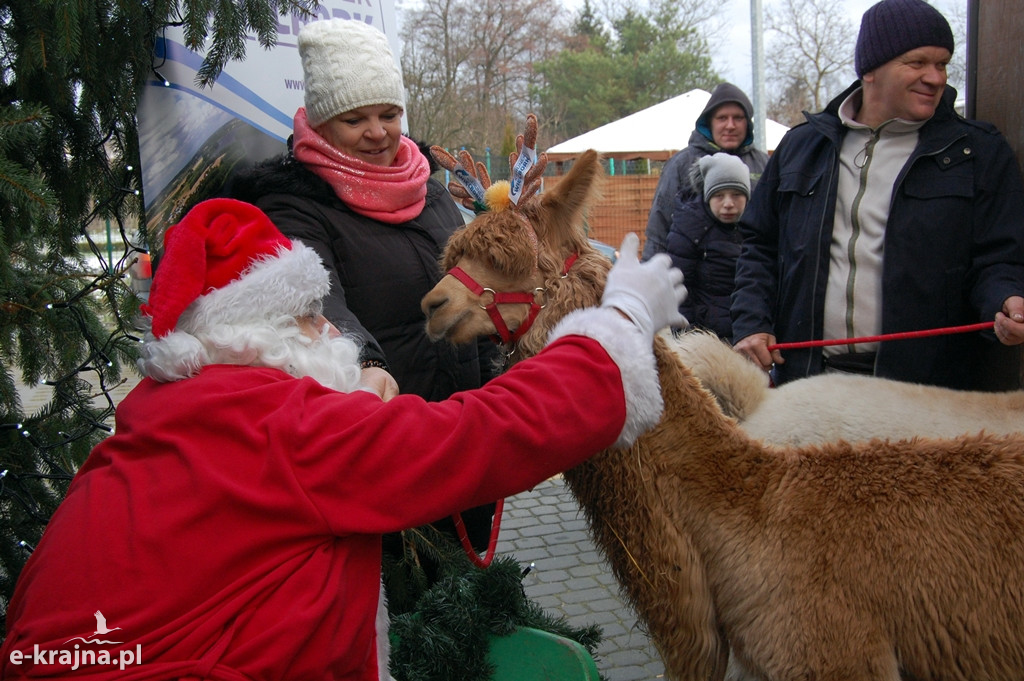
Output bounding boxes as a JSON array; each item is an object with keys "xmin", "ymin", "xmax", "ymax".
[
  {"xmin": 224, "ymin": 152, "xmax": 498, "ymax": 401},
  {"xmin": 732, "ymin": 82, "xmax": 1024, "ymax": 391},
  {"xmin": 667, "ymin": 193, "xmax": 741, "ymax": 341},
  {"xmin": 642, "ymin": 83, "xmax": 769, "ymax": 260}
]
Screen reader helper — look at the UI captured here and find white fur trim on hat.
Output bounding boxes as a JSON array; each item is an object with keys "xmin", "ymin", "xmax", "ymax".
[
  {"xmin": 299, "ymin": 19, "xmax": 405, "ymax": 127},
  {"xmin": 547, "ymin": 307, "xmax": 663, "ymax": 448},
  {"xmin": 137, "ymin": 239, "xmax": 330, "ymax": 382},
  {"xmin": 184, "ymin": 239, "xmax": 329, "ymax": 331}
]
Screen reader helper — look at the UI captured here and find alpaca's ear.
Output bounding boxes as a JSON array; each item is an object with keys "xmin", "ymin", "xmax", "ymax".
[{"xmin": 536, "ymin": 149, "xmax": 603, "ymax": 242}]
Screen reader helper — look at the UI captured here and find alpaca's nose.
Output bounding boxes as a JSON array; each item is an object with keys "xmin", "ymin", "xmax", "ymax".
[{"xmin": 421, "ymin": 293, "xmax": 448, "ymax": 320}]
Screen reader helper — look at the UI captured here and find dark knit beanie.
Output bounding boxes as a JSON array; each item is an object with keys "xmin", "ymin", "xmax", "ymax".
[{"xmin": 855, "ymin": 0, "xmax": 954, "ymax": 77}]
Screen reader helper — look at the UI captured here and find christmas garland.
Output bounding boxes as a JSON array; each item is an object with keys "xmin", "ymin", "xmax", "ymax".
[{"xmin": 388, "ymin": 543, "xmax": 603, "ymax": 681}]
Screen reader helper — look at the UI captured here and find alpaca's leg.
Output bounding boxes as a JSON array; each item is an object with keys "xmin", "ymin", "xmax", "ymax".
[
  {"xmin": 800, "ymin": 636, "xmax": 901, "ymax": 681},
  {"xmin": 724, "ymin": 651, "xmax": 758, "ymax": 681}
]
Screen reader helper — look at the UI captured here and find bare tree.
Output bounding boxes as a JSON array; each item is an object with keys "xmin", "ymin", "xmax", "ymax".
[
  {"xmin": 400, "ymin": 0, "xmax": 569, "ymax": 154},
  {"xmin": 765, "ymin": 0, "xmax": 856, "ymax": 122},
  {"xmin": 400, "ymin": 0, "xmax": 476, "ymax": 147},
  {"xmin": 768, "ymin": 76, "xmax": 815, "ymax": 127},
  {"xmin": 944, "ymin": 0, "xmax": 968, "ymax": 98}
]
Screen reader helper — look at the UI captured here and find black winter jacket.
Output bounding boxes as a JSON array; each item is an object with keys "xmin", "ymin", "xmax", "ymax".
[
  {"xmin": 732, "ymin": 83, "xmax": 1024, "ymax": 391},
  {"xmin": 667, "ymin": 193, "xmax": 741, "ymax": 341},
  {"xmin": 224, "ymin": 153, "xmax": 498, "ymax": 401}
]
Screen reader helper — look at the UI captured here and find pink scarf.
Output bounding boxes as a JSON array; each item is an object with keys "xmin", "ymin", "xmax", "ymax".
[{"xmin": 292, "ymin": 108, "xmax": 430, "ymax": 224}]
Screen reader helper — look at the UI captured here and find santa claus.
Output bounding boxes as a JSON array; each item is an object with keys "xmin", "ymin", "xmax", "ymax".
[{"xmin": 1, "ymin": 198, "xmax": 684, "ymax": 681}]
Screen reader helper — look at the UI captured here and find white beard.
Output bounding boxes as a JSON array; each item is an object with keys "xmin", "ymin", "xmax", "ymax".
[
  {"xmin": 283, "ymin": 327, "xmax": 362, "ymax": 393},
  {"xmin": 139, "ymin": 315, "xmax": 366, "ymax": 390}
]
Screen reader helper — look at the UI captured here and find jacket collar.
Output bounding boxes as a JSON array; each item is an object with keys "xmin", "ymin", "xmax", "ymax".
[{"xmin": 803, "ymin": 82, "xmax": 961, "ymax": 149}]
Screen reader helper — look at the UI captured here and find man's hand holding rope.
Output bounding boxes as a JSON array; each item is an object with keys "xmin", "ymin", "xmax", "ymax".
[{"xmin": 995, "ymin": 295, "xmax": 1024, "ymax": 346}]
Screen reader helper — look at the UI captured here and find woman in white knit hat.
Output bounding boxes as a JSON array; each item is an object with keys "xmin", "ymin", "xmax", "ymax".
[
  {"xmin": 665, "ymin": 152, "xmax": 751, "ymax": 343},
  {"xmin": 224, "ymin": 19, "xmax": 498, "ymax": 581}
]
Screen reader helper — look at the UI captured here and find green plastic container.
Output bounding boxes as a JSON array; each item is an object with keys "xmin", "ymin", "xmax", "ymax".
[{"xmin": 486, "ymin": 627, "xmax": 601, "ymax": 680}]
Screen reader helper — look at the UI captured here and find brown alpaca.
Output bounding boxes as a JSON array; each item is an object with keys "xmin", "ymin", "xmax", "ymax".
[{"xmin": 421, "ymin": 147, "xmax": 1024, "ymax": 681}]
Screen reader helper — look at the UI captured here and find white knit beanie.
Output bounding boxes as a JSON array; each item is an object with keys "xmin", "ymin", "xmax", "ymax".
[
  {"xmin": 699, "ymin": 153, "xmax": 751, "ymax": 202},
  {"xmin": 298, "ymin": 19, "xmax": 405, "ymax": 128}
]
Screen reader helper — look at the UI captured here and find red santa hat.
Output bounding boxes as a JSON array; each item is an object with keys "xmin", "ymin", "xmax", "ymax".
[{"xmin": 141, "ymin": 198, "xmax": 329, "ymax": 338}]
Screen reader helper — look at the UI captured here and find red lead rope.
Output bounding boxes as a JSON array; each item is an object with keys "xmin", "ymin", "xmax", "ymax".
[
  {"xmin": 446, "ymin": 253, "xmax": 579, "ymax": 568},
  {"xmin": 452, "ymin": 499, "xmax": 504, "ymax": 568},
  {"xmin": 766, "ymin": 321, "xmax": 995, "ymax": 351}
]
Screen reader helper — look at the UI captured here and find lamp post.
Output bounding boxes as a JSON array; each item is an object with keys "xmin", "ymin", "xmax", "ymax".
[{"xmin": 750, "ymin": 0, "xmax": 767, "ymax": 152}]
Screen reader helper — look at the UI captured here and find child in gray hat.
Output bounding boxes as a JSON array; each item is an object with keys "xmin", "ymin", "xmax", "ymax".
[{"xmin": 666, "ymin": 152, "xmax": 751, "ymax": 342}]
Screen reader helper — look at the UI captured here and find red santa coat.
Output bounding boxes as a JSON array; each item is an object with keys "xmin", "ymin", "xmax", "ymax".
[{"xmin": 1, "ymin": 312, "xmax": 660, "ymax": 681}]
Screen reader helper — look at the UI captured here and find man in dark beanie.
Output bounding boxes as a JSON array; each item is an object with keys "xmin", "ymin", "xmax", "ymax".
[
  {"xmin": 642, "ymin": 82, "xmax": 768, "ymax": 260},
  {"xmin": 732, "ymin": 0, "xmax": 1024, "ymax": 391},
  {"xmin": 854, "ymin": 0, "xmax": 953, "ymax": 78}
]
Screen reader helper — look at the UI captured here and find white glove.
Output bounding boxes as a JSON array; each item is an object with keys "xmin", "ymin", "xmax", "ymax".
[{"xmin": 602, "ymin": 233, "xmax": 688, "ymax": 340}]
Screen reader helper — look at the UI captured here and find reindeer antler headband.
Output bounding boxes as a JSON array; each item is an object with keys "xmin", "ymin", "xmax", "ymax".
[
  {"xmin": 428, "ymin": 113, "xmax": 580, "ymax": 352},
  {"xmin": 430, "ymin": 113, "xmax": 549, "ymax": 215}
]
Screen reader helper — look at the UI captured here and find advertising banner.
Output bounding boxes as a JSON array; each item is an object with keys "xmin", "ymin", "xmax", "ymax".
[{"xmin": 137, "ymin": 1, "xmax": 399, "ymax": 244}]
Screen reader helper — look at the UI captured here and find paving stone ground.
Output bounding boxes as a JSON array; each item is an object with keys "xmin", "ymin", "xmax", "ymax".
[{"xmin": 498, "ymin": 477, "xmax": 666, "ymax": 680}]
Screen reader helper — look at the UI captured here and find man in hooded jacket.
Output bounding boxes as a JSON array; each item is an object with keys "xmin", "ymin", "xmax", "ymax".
[{"xmin": 642, "ymin": 82, "xmax": 769, "ymax": 261}]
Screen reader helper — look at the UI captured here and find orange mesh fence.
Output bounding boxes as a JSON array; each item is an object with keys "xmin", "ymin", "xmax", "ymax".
[{"xmin": 543, "ymin": 174, "xmax": 658, "ymax": 252}]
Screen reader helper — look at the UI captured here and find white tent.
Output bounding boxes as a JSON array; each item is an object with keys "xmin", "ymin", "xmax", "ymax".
[{"xmin": 545, "ymin": 89, "xmax": 789, "ymax": 163}]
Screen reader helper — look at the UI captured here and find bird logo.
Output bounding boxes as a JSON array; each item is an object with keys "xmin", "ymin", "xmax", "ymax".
[
  {"xmin": 92, "ymin": 611, "xmax": 121, "ymax": 636},
  {"xmin": 64, "ymin": 611, "xmax": 124, "ymax": 645}
]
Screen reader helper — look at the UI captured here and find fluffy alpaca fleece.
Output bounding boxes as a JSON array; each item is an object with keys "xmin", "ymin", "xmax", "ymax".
[
  {"xmin": 422, "ymin": 147, "xmax": 1024, "ymax": 680},
  {"xmin": 549, "ymin": 309, "xmax": 663, "ymax": 448},
  {"xmin": 668, "ymin": 328, "xmax": 1024, "ymax": 446}
]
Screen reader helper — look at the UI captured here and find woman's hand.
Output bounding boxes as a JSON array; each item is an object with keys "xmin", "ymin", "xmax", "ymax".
[{"xmin": 359, "ymin": 367, "xmax": 400, "ymax": 401}]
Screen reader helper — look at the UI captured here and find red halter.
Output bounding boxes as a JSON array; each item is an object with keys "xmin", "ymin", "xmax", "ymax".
[
  {"xmin": 447, "ymin": 252, "xmax": 579, "ymax": 346},
  {"xmin": 446, "ymin": 250, "xmax": 578, "ymax": 569}
]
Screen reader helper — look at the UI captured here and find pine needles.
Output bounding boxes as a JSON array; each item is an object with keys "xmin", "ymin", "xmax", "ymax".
[{"xmin": 389, "ymin": 553, "xmax": 602, "ymax": 681}]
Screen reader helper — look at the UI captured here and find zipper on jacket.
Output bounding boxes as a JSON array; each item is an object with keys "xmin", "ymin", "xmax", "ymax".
[
  {"xmin": 844, "ymin": 130, "xmax": 881, "ymax": 347},
  {"xmin": 806, "ymin": 148, "xmax": 838, "ymax": 378}
]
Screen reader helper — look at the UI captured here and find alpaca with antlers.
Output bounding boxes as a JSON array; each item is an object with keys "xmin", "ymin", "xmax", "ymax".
[{"xmin": 421, "ymin": 118, "xmax": 1024, "ymax": 681}]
